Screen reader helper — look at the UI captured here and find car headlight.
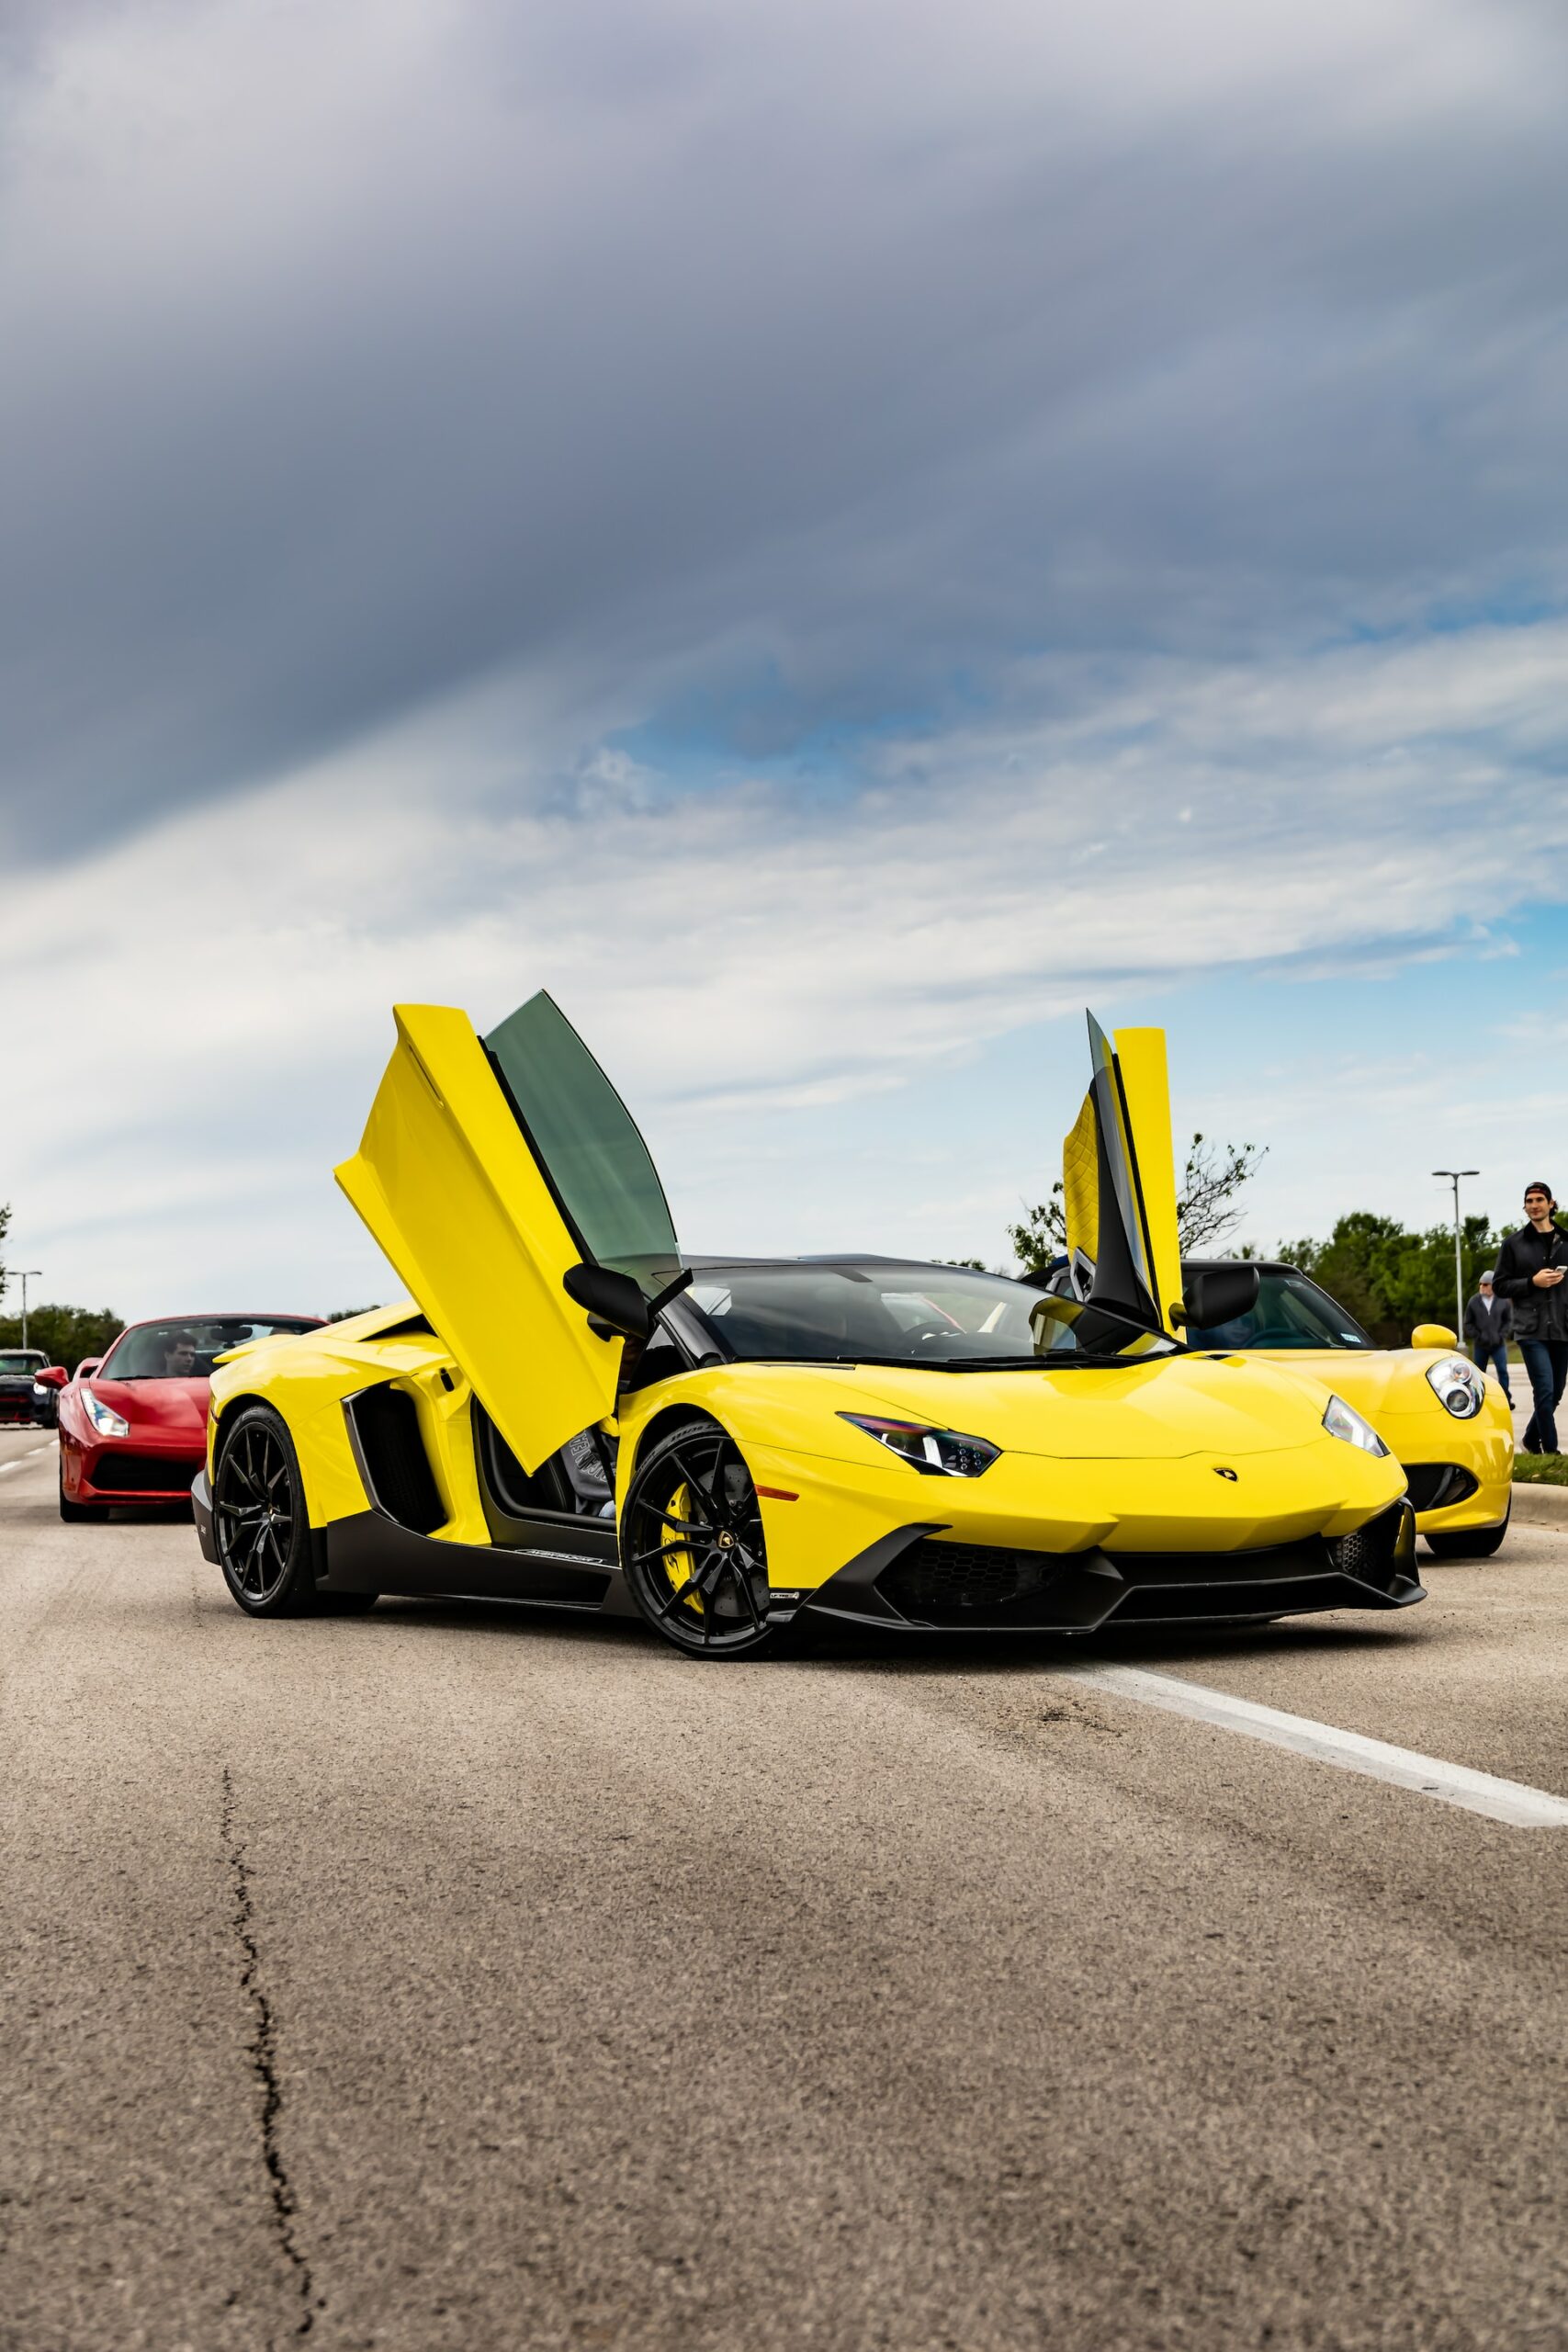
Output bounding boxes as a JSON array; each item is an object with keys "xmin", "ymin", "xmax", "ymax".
[
  {"xmin": 1427, "ymin": 1355, "xmax": 1484, "ymax": 1419},
  {"xmin": 84, "ymin": 1387, "xmax": 130, "ymax": 1438},
  {"xmin": 1322, "ymin": 1394, "xmax": 1389, "ymax": 1455},
  {"xmin": 839, "ymin": 1414, "xmax": 1000, "ymax": 1476}
]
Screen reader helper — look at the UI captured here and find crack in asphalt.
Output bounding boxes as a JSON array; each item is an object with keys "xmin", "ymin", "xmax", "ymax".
[{"xmin": 221, "ymin": 1766, "xmax": 318, "ymax": 2343}]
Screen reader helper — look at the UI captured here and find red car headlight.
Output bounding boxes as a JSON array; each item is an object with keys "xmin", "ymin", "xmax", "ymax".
[{"xmin": 83, "ymin": 1387, "xmax": 130, "ymax": 1439}]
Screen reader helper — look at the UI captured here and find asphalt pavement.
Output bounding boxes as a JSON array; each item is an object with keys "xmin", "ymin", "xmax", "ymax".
[{"xmin": 4, "ymin": 1433, "xmax": 1567, "ymax": 2352}]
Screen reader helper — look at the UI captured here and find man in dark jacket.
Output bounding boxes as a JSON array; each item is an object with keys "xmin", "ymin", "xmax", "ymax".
[
  {"xmin": 1494, "ymin": 1182, "xmax": 1568, "ymax": 1453},
  {"xmin": 1463, "ymin": 1272, "xmax": 1514, "ymax": 1401}
]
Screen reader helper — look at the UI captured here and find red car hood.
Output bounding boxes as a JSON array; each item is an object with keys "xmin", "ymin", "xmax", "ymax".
[{"xmin": 88, "ymin": 1375, "xmax": 209, "ymax": 1435}]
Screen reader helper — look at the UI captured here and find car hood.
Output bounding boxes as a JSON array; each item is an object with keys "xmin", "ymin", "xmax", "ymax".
[
  {"xmin": 87, "ymin": 1375, "xmax": 210, "ymax": 1432},
  {"xmin": 1241, "ymin": 1347, "xmax": 1466, "ymax": 1419},
  {"xmin": 824, "ymin": 1351, "xmax": 1338, "ymax": 1460}
]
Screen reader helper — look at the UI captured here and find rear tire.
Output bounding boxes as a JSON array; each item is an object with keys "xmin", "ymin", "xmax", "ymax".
[
  {"xmin": 622, "ymin": 1417, "xmax": 776, "ymax": 1658},
  {"xmin": 1424, "ymin": 1510, "xmax": 1509, "ymax": 1561},
  {"xmin": 214, "ymin": 1405, "xmax": 320, "ymax": 1617}
]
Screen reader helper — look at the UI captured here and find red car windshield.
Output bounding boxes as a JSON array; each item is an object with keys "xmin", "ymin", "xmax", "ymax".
[{"xmin": 96, "ymin": 1318, "xmax": 321, "ymax": 1381}]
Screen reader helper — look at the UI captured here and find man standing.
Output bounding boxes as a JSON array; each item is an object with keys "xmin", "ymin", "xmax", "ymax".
[
  {"xmin": 1494, "ymin": 1183, "xmax": 1568, "ymax": 1454},
  {"xmin": 1463, "ymin": 1271, "xmax": 1513, "ymax": 1402}
]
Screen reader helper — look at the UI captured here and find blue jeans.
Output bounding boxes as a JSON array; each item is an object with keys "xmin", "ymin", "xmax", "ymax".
[
  {"xmin": 1472, "ymin": 1339, "xmax": 1512, "ymax": 1400},
  {"xmin": 1517, "ymin": 1338, "xmax": 1568, "ymax": 1454}
]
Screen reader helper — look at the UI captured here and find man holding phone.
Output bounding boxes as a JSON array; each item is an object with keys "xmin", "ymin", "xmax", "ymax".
[{"xmin": 1494, "ymin": 1182, "xmax": 1568, "ymax": 1453}]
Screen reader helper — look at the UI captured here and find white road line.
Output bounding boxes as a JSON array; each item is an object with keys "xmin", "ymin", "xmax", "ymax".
[
  {"xmin": 0, "ymin": 1441, "xmax": 56, "ymax": 1476},
  {"xmin": 1054, "ymin": 1660, "xmax": 1568, "ymax": 1829}
]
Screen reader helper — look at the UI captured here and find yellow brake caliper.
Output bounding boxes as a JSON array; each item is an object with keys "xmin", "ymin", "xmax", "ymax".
[{"xmin": 663, "ymin": 1480, "xmax": 705, "ymax": 1616}]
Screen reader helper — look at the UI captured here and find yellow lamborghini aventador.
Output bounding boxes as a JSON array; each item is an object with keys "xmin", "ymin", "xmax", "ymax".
[{"xmin": 194, "ymin": 998, "xmax": 1420, "ymax": 1655}]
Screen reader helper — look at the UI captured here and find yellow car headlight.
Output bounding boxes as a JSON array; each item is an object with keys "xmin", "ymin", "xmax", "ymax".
[
  {"xmin": 1426, "ymin": 1355, "xmax": 1485, "ymax": 1419},
  {"xmin": 839, "ymin": 1414, "xmax": 1000, "ymax": 1476},
  {"xmin": 1322, "ymin": 1393, "xmax": 1389, "ymax": 1455}
]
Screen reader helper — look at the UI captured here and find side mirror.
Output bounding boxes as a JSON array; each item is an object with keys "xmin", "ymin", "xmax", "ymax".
[
  {"xmin": 562, "ymin": 1263, "xmax": 652, "ymax": 1343},
  {"xmin": 1176, "ymin": 1264, "xmax": 1260, "ymax": 1332},
  {"xmin": 34, "ymin": 1366, "xmax": 68, "ymax": 1388},
  {"xmin": 1411, "ymin": 1323, "xmax": 1457, "ymax": 1350}
]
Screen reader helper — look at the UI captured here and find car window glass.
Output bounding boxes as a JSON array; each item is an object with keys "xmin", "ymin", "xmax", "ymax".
[
  {"xmin": 1183, "ymin": 1271, "xmax": 1373, "ymax": 1351},
  {"xmin": 483, "ymin": 992, "xmax": 680, "ymax": 1298},
  {"xmin": 685, "ymin": 1262, "xmax": 1178, "ymax": 1365},
  {"xmin": 96, "ymin": 1317, "xmax": 321, "ymax": 1380}
]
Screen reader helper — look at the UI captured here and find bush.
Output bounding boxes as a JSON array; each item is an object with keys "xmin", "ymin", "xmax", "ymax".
[{"xmin": 0, "ymin": 1305, "xmax": 124, "ymax": 1372}]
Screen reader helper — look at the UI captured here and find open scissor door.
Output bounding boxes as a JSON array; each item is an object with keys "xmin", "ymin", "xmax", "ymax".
[
  {"xmin": 1060, "ymin": 1014, "xmax": 1183, "ymax": 1337},
  {"xmin": 336, "ymin": 993, "xmax": 681, "ymax": 1473}
]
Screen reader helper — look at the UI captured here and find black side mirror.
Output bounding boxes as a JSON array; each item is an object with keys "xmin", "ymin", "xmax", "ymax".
[
  {"xmin": 1177, "ymin": 1264, "xmax": 1260, "ymax": 1331},
  {"xmin": 562, "ymin": 1263, "xmax": 651, "ymax": 1342}
]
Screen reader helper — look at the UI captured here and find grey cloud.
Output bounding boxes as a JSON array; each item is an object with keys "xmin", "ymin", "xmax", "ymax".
[{"xmin": 3, "ymin": 0, "xmax": 1568, "ymax": 858}]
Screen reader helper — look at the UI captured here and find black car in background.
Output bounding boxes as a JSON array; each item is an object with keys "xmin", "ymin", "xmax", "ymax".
[{"xmin": 0, "ymin": 1348, "xmax": 50, "ymax": 1427}]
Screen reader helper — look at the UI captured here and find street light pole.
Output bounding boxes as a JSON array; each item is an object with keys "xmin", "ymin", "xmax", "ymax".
[
  {"xmin": 1431, "ymin": 1173, "xmax": 1478, "ymax": 1342},
  {"xmin": 14, "ymin": 1270, "xmax": 43, "ymax": 1353}
]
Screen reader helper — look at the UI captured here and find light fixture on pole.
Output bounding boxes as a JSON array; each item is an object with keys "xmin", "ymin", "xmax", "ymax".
[
  {"xmin": 13, "ymin": 1270, "xmax": 43, "ymax": 1353},
  {"xmin": 1431, "ymin": 1173, "xmax": 1478, "ymax": 1341}
]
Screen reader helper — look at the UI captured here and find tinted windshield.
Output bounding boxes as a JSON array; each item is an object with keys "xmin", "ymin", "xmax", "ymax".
[
  {"xmin": 484, "ymin": 992, "xmax": 680, "ymax": 1297},
  {"xmin": 0, "ymin": 1352, "xmax": 43, "ymax": 1375},
  {"xmin": 96, "ymin": 1317, "xmax": 321, "ymax": 1380},
  {"xmin": 684, "ymin": 1262, "xmax": 1179, "ymax": 1366},
  {"xmin": 1183, "ymin": 1269, "xmax": 1373, "ymax": 1351}
]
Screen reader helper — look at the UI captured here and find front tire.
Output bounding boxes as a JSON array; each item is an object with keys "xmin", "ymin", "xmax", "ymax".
[
  {"xmin": 1425, "ymin": 1509, "xmax": 1509, "ymax": 1561},
  {"xmin": 214, "ymin": 1405, "xmax": 319, "ymax": 1616},
  {"xmin": 59, "ymin": 1475, "xmax": 90, "ymax": 1523},
  {"xmin": 621, "ymin": 1418, "xmax": 776, "ymax": 1658}
]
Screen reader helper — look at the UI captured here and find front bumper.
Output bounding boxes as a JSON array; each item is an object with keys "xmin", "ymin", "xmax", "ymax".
[
  {"xmin": 792, "ymin": 1498, "xmax": 1422, "ymax": 1633},
  {"xmin": 60, "ymin": 1431, "xmax": 206, "ymax": 1506},
  {"xmin": 0, "ymin": 1385, "xmax": 46, "ymax": 1426}
]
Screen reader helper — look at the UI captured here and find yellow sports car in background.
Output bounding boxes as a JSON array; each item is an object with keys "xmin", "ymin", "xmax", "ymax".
[
  {"xmin": 1179, "ymin": 1261, "xmax": 1514, "ymax": 1558},
  {"xmin": 194, "ymin": 999, "xmax": 1419, "ymax": 1656}
]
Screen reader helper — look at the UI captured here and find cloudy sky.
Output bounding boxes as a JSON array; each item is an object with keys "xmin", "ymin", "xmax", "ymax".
[{"xmin": 3, "ymin": 0, "xmax": 1566, "ymax": 1319}]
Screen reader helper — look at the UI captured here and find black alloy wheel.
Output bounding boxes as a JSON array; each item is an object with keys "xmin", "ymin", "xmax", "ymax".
[
  {"xmin": 621, "ymin": 1417, "xmax": 775, "ymax": 1658},
  {"xmin": 214, "ymin": 1405, "xmax": 320, "ymax": 1616}
]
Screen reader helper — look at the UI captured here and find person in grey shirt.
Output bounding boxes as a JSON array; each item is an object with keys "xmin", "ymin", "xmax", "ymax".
[{"xmin": 1463, "ymin": 1271, "xmax": 1513, "ymax": 1402}]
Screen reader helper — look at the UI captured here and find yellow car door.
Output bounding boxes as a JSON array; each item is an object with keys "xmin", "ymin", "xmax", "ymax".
[
  {"xmin": 335, "ymin": 992, "xmax": 682, "ymax": 1473},
  {"xmin": 1061, "ymin": 1014, "xmax": 1185, "ymax": 1338}
]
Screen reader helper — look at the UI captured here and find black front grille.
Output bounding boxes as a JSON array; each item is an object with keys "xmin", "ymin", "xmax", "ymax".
[
  {"xmin": 1404, "ymin": 1463, "xmax": 1479, "ymax": 1514},
  {"xmin": 89, "ymin": 1452, "xmax": 201, "ymax": 1494},
  {"xmin": 879, "ymin": 1539, "xmax": 1061, "ymax": 1617},
  {"xmin": 1111, "ymin": 1573, "xmax": 1349, "ymax": 1623},
  {"xmin": 1327, "ymin": 1499, "xmax": 1413, "ymax": 1589}
]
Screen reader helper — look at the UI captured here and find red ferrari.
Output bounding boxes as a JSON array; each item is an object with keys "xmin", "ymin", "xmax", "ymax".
[{"xmin": 56, "ymin": 1314, "xmax": 323, "ymax": 1519}]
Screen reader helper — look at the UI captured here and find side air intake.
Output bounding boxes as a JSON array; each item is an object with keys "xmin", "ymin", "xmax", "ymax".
[{"xmin": 344, "ymin": 1385, "xmax": 446, "ymax": 1535}]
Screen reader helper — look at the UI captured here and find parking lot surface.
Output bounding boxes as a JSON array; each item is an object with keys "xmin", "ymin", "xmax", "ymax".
[{"xmin": 4, "ymin": 1439, "xmax": 1566, "ymax": 2352}]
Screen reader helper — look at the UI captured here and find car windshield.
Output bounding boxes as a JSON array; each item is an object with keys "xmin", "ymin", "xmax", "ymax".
[
  {"xmin": 1182, "ymin": 1268, "xmax": 1374, "ymax": 1351},
  {"xmin": 96, "ymin": 1317, "xmax": 321, "ymax": 1381},
  {"xmin": 683, "ymin": 1261, "xmax": 1179, "ymax": 1367},
  {"xmin": 0, "ymin": 1351, "xmax": 43, "ymax": 1375}
]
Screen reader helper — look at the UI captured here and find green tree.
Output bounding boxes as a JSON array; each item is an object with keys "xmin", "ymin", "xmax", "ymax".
[
  {"xmin": 1280, "ymin": 1212, "xmax": 1499, "ymax": 1346},
  {"xmin": 1009, "ymin": 1134, "xmax": 1265, "ymax": 1274},
  {"xmin": 0, "ymin": 1303, "xmax": 124, "ymax": 1370}
]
